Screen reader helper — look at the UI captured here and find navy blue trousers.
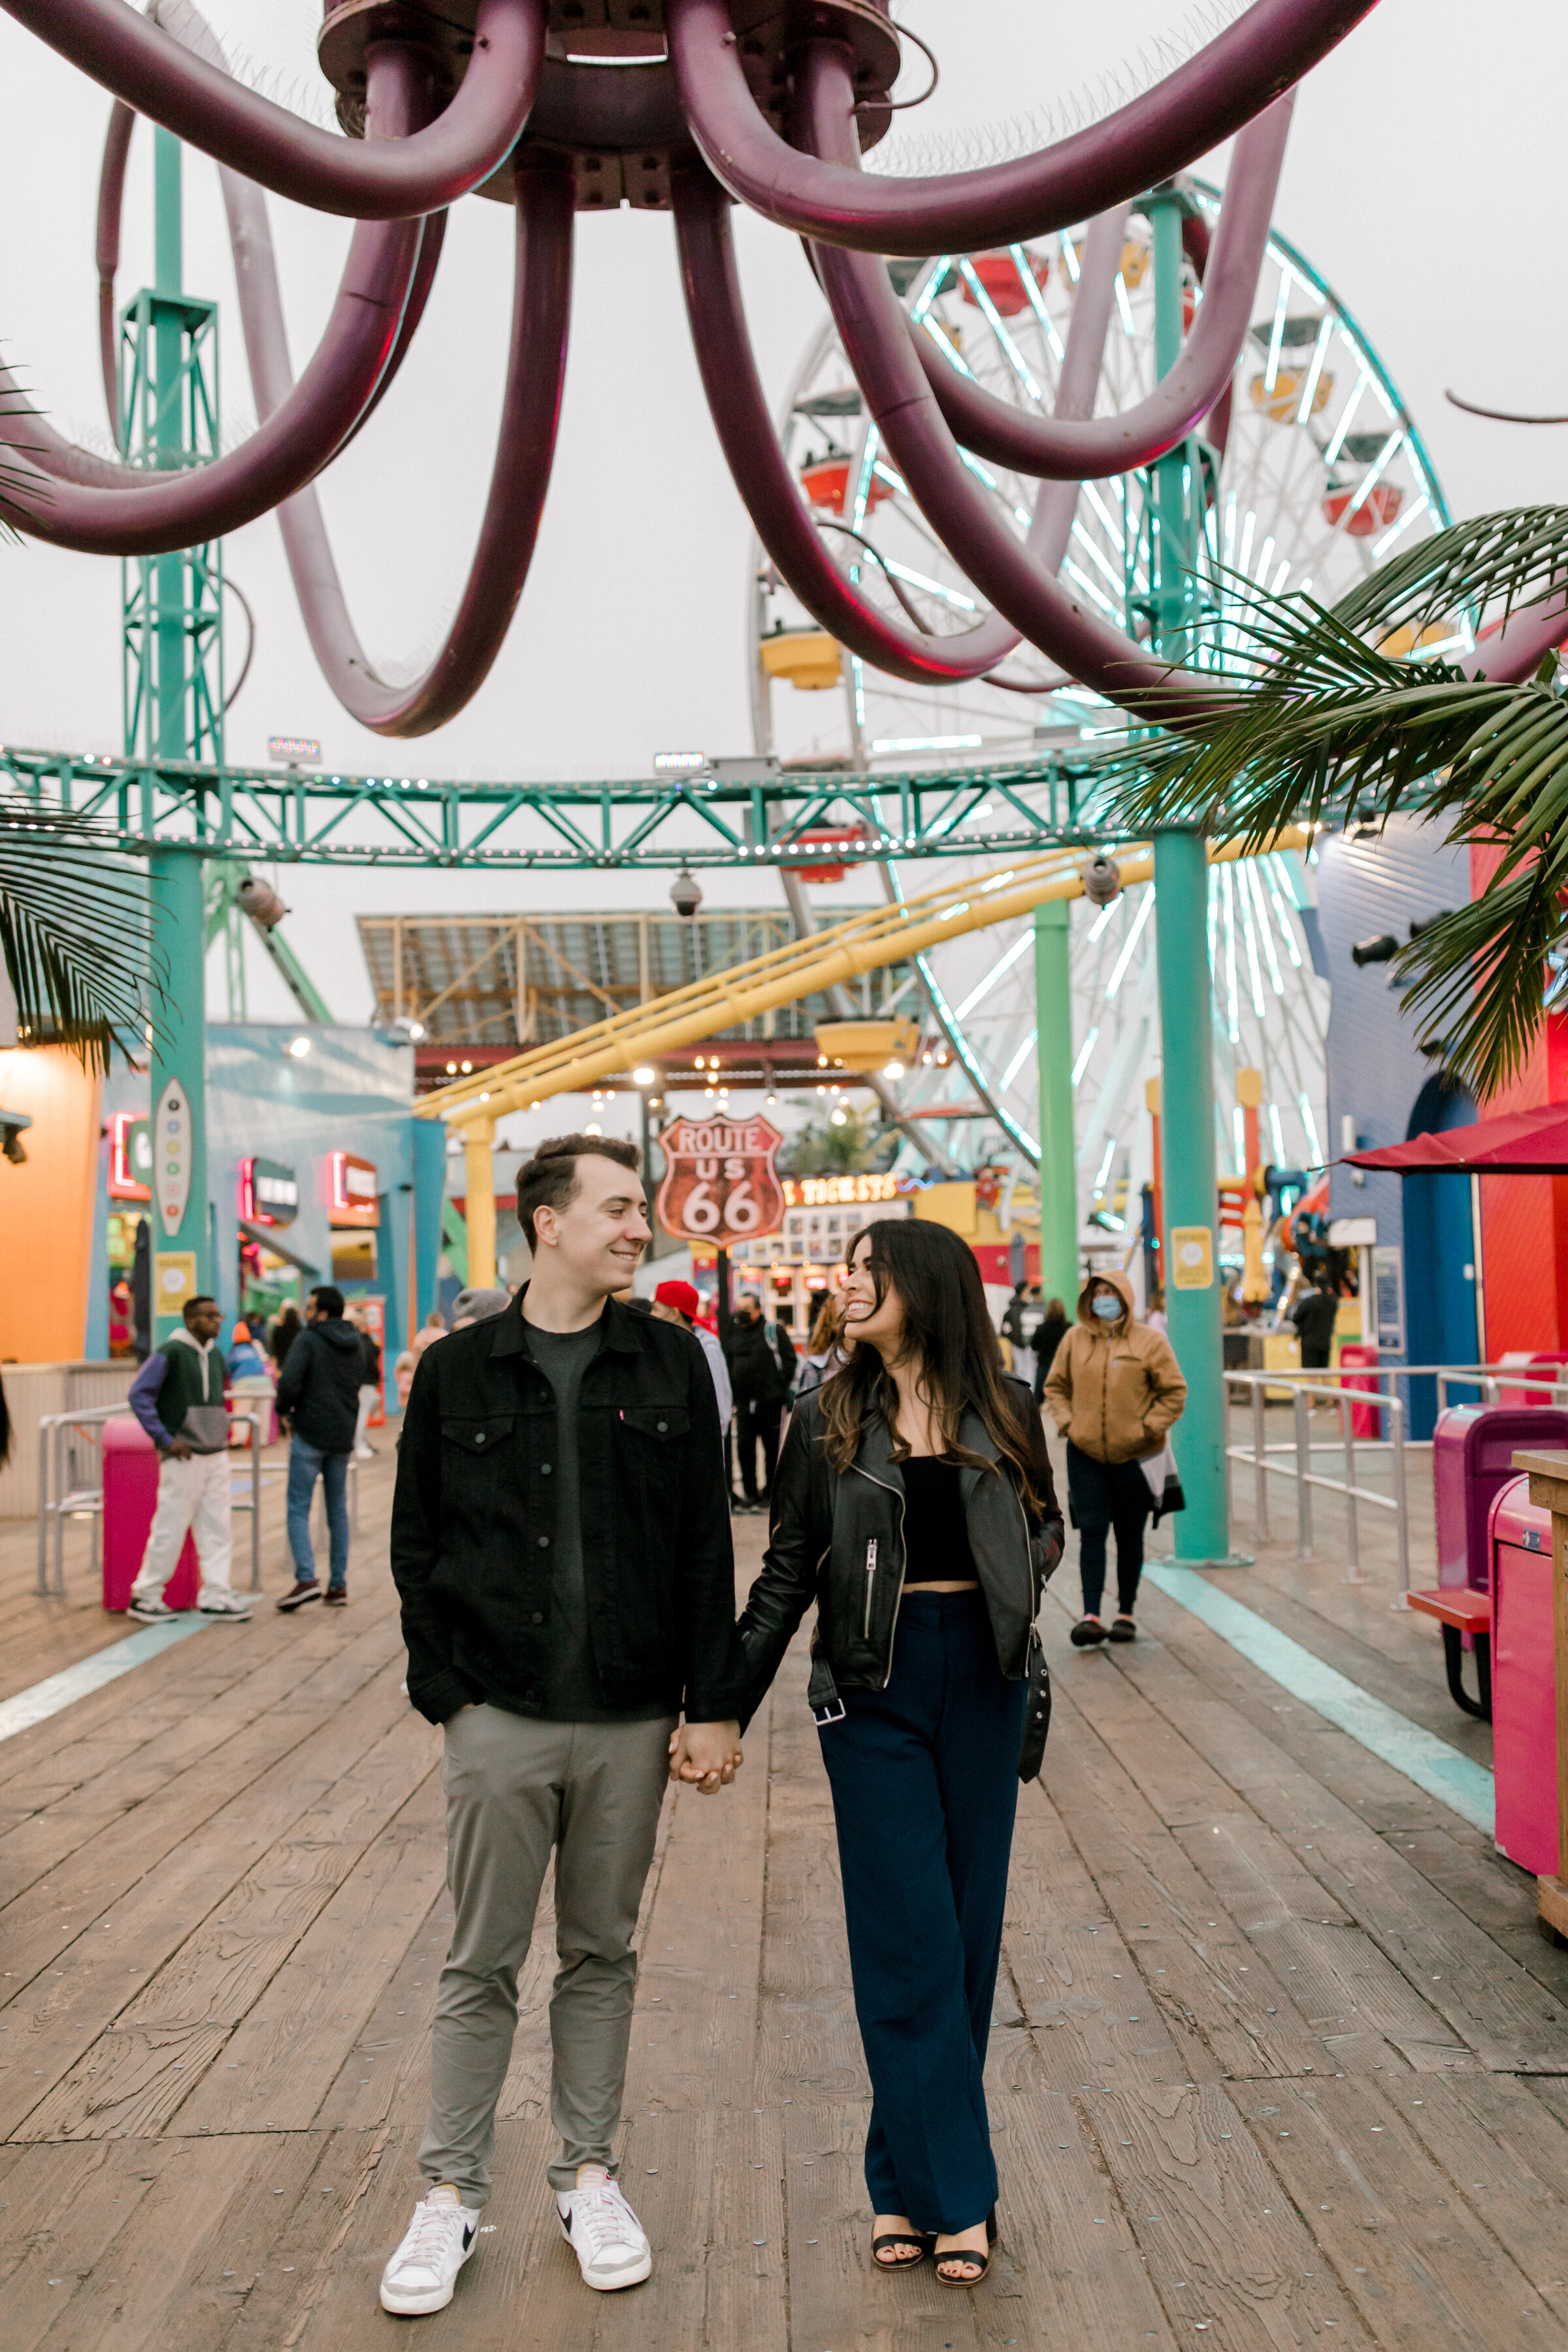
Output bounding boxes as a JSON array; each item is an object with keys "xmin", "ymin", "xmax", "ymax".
[{"xmin": 817, "ymin": 1589, "xmax": 1026, "ymax": 2234}]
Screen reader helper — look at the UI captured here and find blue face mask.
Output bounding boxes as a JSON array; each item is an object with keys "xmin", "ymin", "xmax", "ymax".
[{"xmin": 1090, "ymin": 1294, "xmax": 1123, "ymax": 1322}]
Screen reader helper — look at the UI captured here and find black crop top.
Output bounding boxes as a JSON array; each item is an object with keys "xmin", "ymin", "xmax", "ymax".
[{"xmin": 900, "ymin": 1457, "xmax": 979, "ymax": 1583}]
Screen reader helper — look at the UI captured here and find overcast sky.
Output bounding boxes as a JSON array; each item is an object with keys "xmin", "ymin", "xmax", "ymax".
[{"xmin": 2, "ymin": 0, "xmax": 1565, "ymax": 1025}]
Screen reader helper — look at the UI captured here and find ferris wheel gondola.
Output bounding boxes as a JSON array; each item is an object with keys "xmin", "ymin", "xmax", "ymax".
[{"xmin": 749, "ymin": 183, "xmax": 1449, "ymax": 1229}]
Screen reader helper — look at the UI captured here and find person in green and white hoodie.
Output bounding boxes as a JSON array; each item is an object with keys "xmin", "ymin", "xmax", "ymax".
[{"xmin": 126, "ymin": 1295, "xmax": 251, "ymax": 1620}]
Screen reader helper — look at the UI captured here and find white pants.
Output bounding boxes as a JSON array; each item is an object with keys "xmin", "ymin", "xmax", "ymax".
[
  {"xmin": 131, "ymin": 1449, "xmax": 234, "ymax": 1603},
  {"xmin": 354, "ymin": 1382, "xmax": 378, "ymax": 1456}
]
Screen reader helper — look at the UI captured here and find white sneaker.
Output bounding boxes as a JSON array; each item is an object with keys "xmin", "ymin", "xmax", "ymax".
[
  {"xmin": 127, "ymin": 1592, "xmax": 176, "ymax": 1622},
  {"xmin": 198, "ymin": 1589, "xmax": 252, "ymax": 1617},
  {"xmin": 556, "ymin": 2166, "xmax": 652, "ymax": 2293},
  {"xmin": 378, "ymin": 2186, "xmax": 481, "ymax": 2315}
]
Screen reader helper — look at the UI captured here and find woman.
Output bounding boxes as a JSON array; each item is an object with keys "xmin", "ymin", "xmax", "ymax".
[
  {"xmin": 793, "ymin": 1287, "xmax": 849, "ymax": 1399},
  {"xmin": 1031, "ymin": 1294, "xmax": 1071, "ymax": 1405},
  {"xmin": 269, "ymin": 1302, "xmax": 302, "ymax": 1371},
  {"xmin": 739, "ymin": 1220, "xmax": 1062, "ymax": 2287},
  {"xmin": 1043, "ymin": 1270, "xmax": 1186, "ymax": 1646}
]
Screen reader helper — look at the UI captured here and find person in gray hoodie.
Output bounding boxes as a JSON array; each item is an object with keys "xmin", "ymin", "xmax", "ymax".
[
  {"xmin": 275, "ymin": 1284, "xmax": 365, "ymax": 1610},
  {"xmin": 127, "ymin": 1294, "xmax": 250, "ymax": 1620}
]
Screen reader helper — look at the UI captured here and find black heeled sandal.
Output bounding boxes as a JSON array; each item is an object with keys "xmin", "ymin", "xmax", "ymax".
[
  {"xmin": 934, "ymin": 2208, "xmax": 998, "ymax": 2287},
  {"xmin": 872, "ymin": 2226, "xmax": 935, "ymax": 2268}
]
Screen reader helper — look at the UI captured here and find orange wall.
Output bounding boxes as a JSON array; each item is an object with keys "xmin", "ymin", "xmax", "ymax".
[{"xmin": 0, "ymin": 1047, "xmax": 102, "ymax": 1362}]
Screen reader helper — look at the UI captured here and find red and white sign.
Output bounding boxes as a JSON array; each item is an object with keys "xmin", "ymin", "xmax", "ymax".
[
  {"xmin": 328, "ymin": 1151, "xmax": 380, "ymax": 1228},
  {"xmin": 655, "ymin": 1114, "xmax": 785, "ymax": 1246}
]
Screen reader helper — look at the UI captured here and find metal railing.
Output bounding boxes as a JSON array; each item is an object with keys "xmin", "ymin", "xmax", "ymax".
[
  {"xmin": 1223, "ymin": 1358, "xmax": 1568, "ymax": 1607},
  {"xmin": 1225, "ymin": 1369, "xmax": 1410, "ymax": 1595},
  {"xmin": 36, "ymin": 1407, "xmax": 267, "ymax": 1599}
]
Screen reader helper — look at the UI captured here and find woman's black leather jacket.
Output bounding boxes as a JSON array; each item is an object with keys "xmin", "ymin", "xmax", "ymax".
[{"xmin": 738, "ymin": 1377, "xmax": 1065, "ymax": 1778}]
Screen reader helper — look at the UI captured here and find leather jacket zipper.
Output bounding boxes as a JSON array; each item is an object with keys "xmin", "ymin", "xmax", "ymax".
[{"xmin": 851, "ymin": 1464, "xmax": 906, "ymax": 1688}]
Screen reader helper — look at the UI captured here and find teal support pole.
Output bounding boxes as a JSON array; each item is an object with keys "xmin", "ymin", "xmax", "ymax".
[
  {"xmin": 150, "ymin": 847, "xmax": 210, "ymax": 1341},
  {"xmin": 1152, "ymin": 830, "xmax": 1230, "ymax": 1559},
  {"xmin": 144, "ymin": 133, "xmax": 212, "ymax": 1341},
  {"xmin": 1146, "ymin": 184, "xmax": 1242, "ymax": 1563},
  {"xmin": 1034, "ymin": 898, "xmax": 1077, "ymax": 1309}
]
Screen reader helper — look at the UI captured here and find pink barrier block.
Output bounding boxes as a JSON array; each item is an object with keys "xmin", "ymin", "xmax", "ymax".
[
  {"xmin": 102, "ymin": 1417, "xmax": 199, "ymax": 1614},
  {"xmin": 1338, "ymin": 1342, "xmax": 1380, "ymax": 1439},
  {"xmin": 1490, "ymin": 1474, "xmax": 1560, "ymax": 1878}
]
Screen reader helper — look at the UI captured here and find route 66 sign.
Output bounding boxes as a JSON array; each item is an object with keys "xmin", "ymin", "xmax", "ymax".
[{"xmin": 655, "ymin": 1114, "xmax": 785, "ymax": 1245}]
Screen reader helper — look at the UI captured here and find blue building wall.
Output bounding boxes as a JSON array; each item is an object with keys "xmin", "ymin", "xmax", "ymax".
[
  {"xmin": 91, "ymin": 1024, "xmax": 441, "ymax": 1411},
  {"xmin": 1317, "ymin": 817, "xmax": 1477, "ymax": 1429}
]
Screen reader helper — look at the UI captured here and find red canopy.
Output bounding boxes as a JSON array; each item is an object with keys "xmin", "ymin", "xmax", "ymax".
[{"xmin": 1344, "ymin": 1102, "xmax": 1568, "ymax": 1177}]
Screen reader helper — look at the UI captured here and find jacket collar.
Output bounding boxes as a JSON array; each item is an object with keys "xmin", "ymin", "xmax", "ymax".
[
  {"xmin": 487, "ymin": 1283, "xmax": 646, "ymax": 1364},
  {"xmin": 853, "ymin": 1403, "xmax": 1000, "ymax": 1499}
]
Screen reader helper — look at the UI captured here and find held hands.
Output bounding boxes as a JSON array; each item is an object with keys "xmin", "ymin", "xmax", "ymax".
[
  {"xmin": 668, "ymin": 1719, "xmax": 743, "ymax": 1795},
  {"xmin": 165, "ymin": 1437, "xmax": 195, "ymax": 1461}
]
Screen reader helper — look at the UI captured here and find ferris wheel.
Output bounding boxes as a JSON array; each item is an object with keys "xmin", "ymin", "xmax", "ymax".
[{"xmin": 748, "ymin": 185, "xmax": 1449, "ymax": 1224}]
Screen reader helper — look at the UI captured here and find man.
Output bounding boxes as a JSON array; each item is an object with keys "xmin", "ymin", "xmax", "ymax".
[
  {"xmin": 380, "ymin": 1135, "xmax": 747, "ymax": 2318},
  {"xmin": 348, "ymin": 1303, "xmax": 382, "ymax": 1461},
  {"xmin": 723, "ymin": 1290, "xmax": 796, "ymax": 1512},
  {"xmin": 1290, "ymin": 1277, "xmax": 1340, "ymax": 1372},
  {"xmin": 126, "ymin": 1294, "xmax": 250, "ymax": 1620},
  {"xmin": 651, "ymin": 1277, "xmax": 732, "ymax": 1433},
  {"xmin": 274, "ymin": 1284, "xmax": 363, "ymax": 1610}
]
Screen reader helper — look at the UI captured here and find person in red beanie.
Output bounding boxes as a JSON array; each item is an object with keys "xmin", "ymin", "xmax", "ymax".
[{"xmin": 651, "ymin": 1280, "xmax": 732, "ymax": 1434}]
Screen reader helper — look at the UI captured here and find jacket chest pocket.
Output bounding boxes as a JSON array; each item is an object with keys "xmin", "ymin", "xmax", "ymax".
[
  {"xmin": 441, "ymin": 1414, "xmax": 516, "ymax": 1482},
  {"xmin": 617, "ymin": 1405, "xmax": 690, "ymax": 1443},
  {"xmin": 617, "ymin": 1404, "xmax": 689, "ymax": 1491}
]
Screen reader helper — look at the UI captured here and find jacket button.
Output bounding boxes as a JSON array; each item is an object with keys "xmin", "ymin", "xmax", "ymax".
[
  {"xmin": 531, "ymin": 1612, "xmax": 544, "ymax": 1625},
  {"xmin": 657, "ymin": 1420, "xmax": 668, "ymax": 1433},
  {"xmin": 474, "ymin": 1432, "xmax": 485, "ymax": 1445},
  {"xmin": 540, "ymin": 1462, "xmax": 552, "ymax": 1476},
  {"xmin": 537, "ymin": 1535, "xmax": 549, "ymax": 1549}
]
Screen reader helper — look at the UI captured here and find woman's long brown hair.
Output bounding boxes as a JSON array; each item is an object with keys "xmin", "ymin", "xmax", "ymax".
[{"xmin": 818, "ymin": 1218, "xmax": 1042, "ymax": 1516}]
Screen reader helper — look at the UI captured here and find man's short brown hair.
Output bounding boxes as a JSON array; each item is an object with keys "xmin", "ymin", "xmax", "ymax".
[{"xmin": 517, "ymin": 1134, "xmax": 641, "ymax": 1252}]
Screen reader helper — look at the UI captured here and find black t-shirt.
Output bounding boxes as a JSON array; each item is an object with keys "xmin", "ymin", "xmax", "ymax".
[
  {"xmin": 1292, "ymin": 1290, "xmax": 1339, "ymax": 1364},
  {"xmin": 522, "ymin": 1316, "xmax": 670, "ymax": 1725},
  {"xmin": 900, "ymin": 1457, "xmax": 979, "ymax": 1584}
]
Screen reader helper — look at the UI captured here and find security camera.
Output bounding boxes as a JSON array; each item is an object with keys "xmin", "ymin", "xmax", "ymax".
[
  {"xmin": 236, "ymin": 875, "xmax": 289, "ymax": 929},
  {"xmin": 1350, "ymin": 934, "xmax": 1399, "ymax": 966},
  {"xmin": 670, "ymin": 868, "xmax": 702, "ymax": 919},
  {"xmin": 1079, "ymin": 853, "xmax": 1122, "ymax": 907}
]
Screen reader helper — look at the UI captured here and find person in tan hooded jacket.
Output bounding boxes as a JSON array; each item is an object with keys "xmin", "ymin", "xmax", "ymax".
[{"xmin": 1043, "ymin": 1270, "xmax": 1186, "ymax": 1646}]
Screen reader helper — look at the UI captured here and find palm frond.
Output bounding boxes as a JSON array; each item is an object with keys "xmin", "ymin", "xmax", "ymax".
[
  {"xmin": 0, "ymin": 796, "xmax": 155, "ymax": 1069},
  {"xmin": 1093, "ymin": 508, "xmax": 1568, "ymax": 1102}
]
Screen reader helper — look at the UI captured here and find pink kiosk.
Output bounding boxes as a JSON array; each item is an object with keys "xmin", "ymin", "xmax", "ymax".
[{"xmin": 101, "ymin": 1418, "xmax": 201, "ymax": 1613}]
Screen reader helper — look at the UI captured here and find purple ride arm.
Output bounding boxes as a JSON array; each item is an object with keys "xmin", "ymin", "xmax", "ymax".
[
  {"xmin": 673, "ymin": 165, "xmax": 1019, "ymax": 686},
  {"xmin": 0, "ymin": 45, "xmax": 428, "ymax": 553},
  {"xmin": 0, "ymin": 0, "xmax": 544, "ymax": 220},
  {"xmin": 86, "ymin": 84, "xmax": 448, "ymax": 480},
  {"xmin": 913, "ymin": 97, "xmax": 1292, "ymax": 481},
  {"xmin": 96, "ymin": 99, "xmax": 134, "ymax": 428},
  {"xmin": 800, "ymin": 44, "xmax": 1226, "ymax": 724},
  {"xmin": 667, "ymin": 0, "xmax": 1375, "ymax": 257},
  {"xmin": 233, "ymin": 157, "xmax": 574, "ymax": 735}
]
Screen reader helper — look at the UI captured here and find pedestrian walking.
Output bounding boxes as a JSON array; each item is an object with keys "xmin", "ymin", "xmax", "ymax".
[
  {"xmin": 738, "ymin": 1218, "xmax": 1062, "ymax": 2287},
  {"xmin": 1030, "ymin": 1295, "xmax": 1071, "ymax": 1405},
  {"xmin": 724, "ymin": 1291, "xmax": 796, "ymax": 1511},
  {"xmin": 794, "ymin": 1288, "xmax": 849, "ymax": 1399},
  {"xmin": 268, "ymin": 1300, "xmax": 301, "ymax": 1371},
  {"xmin": 379, "ymin": 1134, "xmax": 747, "ymax": 2318},
  {"xmin": 274, "ymin": 1284, "xmax": 363, "ymax": 1610},
  {"xmin": 126, "ymin": 1294, "xmax": 251, "ymax": 1620},
  {"xmin": 1043, "ymin": 1270, "xmax": 1186, "ymax": 1646},
  {"xmin": 651, "ymin": 1277, "xmax": 732, "ymax": 1431},
  {"xmin": 1000, "ymin": 1279, "xmax": 1036, "ymax": 1388},
  {"xmin": 348, "ymin": 1304, "xmax": 382, "ymax": 1459},
  {"xmin": 412, "ymin": 1309, "xmax": 447, "ymax": 1360},
  {"xmin": 1290, "ymin": 1277, "xmax": 1339, "ymax": 1370}
]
